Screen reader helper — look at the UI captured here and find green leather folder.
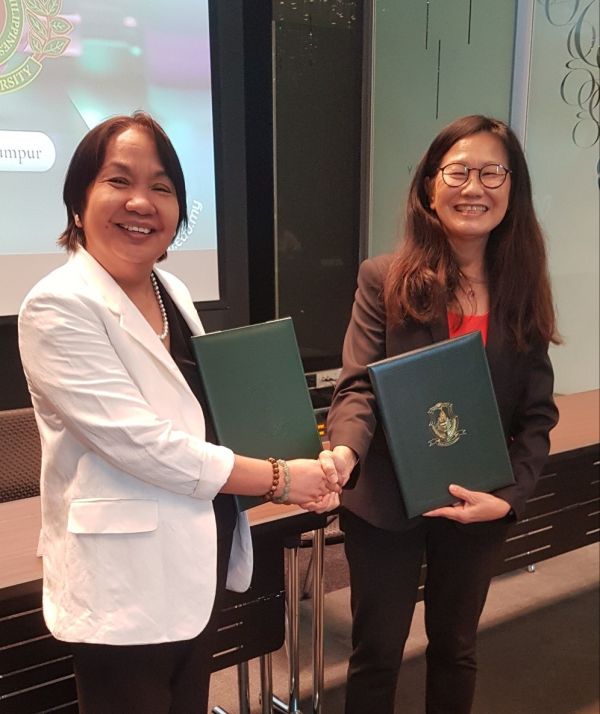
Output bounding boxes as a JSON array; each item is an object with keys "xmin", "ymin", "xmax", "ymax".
[
  {"xmin": 190, "ymin": 318, "xmax": 323, "ymax": 511},
  {"xmin": 368, "ymin": 332, "xmax": 514, "ymax": 518}
]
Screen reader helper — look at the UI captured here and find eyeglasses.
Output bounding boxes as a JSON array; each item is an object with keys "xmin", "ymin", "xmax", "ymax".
[{"xmin": 438, "ymin": 162, "xmax": 512, "ymax": 189}]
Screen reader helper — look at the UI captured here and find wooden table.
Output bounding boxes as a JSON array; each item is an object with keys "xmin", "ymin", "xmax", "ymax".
[
  {"xmin": 1, "ymin": 391, "xmax": 598, "ymax": 714},
  {"xmin": 498, "ymin": 389, "xmax": 599, "ymax": 572},
  {"xmin": 549, "ymin": 389, "xmax": 599, "ymax": 454}
]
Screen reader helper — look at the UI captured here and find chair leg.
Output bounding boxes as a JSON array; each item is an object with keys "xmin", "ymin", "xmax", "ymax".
[
  {"xmin": 273, "ymin": 693, "xmax": 290, "ymax": 712},
  {"xmin": 311, "ymin": 527, "xmax": 325, "ymax": 714},
  {"xmin": 285, "ymin": 544, "xmax": 302, "ymax": 713},
  {"xmin": 260, "ymin": 654, "xmax": 274, "ymax": 714},
  {"xmin": 301, "ymin": 549, "xmax": 315, "ymax": 600},
  {"xmin": 237, "ymin": 660, "xmax": 251, "ymax": 714}
]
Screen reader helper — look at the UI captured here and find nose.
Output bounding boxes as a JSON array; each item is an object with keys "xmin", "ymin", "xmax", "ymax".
[
  {"xmin": 461, "ymin": 169, "xmax": 485, "ymax": 193},
  {"xmin": 125, "ymin": 190, "xmax": 156, "ymax": 215}
]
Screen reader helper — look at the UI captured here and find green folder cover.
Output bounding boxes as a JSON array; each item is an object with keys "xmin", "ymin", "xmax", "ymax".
[
  {"xmin": 190, "ymin": 318, "xmax": 323, "ymax": 511},
  {"xmin": 368, "ymin": 332, "xmax": 514, "ymax": 518}
]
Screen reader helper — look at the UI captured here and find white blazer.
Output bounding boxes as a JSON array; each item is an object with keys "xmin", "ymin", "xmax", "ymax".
[{"xmin": 18, "ymin": 248, "xmax": 253, "ymax": 645}]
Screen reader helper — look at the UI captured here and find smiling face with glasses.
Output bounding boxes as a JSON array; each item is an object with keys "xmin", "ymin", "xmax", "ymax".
[{"xmin": 427, "ymin": 132, "xmax": 511, "ymax": 247}]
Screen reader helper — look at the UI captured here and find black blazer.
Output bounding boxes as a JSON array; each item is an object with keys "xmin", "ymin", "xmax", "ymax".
[{"xmin": 327, "ymin": 254, "xmax": 559, "ymax": 531}]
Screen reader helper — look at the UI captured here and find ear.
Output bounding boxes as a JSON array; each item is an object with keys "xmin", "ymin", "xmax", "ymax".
[
  {"xmin": 74, "ymin": 213, "xmax": 82, "ymax": 228},
  {"xmin": 424, "ymin": 177, "xmax": 436, "ymax": 211}
]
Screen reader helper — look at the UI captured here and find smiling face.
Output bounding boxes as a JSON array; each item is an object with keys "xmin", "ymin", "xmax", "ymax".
[
  {"xmin": 79, "ymin": 126, "xmax": 180, "ymax": 281},
  {"xmin": 427, "ymin": 131, "xmax": 510, "ymax": 250}
]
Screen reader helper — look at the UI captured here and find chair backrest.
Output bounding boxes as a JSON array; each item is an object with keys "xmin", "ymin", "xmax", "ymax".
[{"xmin": 0, "ymin": 408, "xmax": 41, "ymax": 503}]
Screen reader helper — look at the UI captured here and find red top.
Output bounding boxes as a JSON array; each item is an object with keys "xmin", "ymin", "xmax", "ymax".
[{"xmin": 448, "ymin": 311, "xmax": 489, "ymax": 346}]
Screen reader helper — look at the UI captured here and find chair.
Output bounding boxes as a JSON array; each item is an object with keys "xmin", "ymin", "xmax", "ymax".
[{"xmin": 0, "ymin": 408, "xmax": 41, "ymax": 503}]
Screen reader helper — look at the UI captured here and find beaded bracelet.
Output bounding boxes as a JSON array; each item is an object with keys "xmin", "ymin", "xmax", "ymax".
[
  {"xmin": 272, "ymin": 459, "xmax": 291, "ymax": 504},
  {"xmin": 264, "ymin": 457, "xmax": 280, "ymax": 501}
]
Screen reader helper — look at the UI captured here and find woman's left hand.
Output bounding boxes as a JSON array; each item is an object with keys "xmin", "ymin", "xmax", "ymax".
[
  {"xmin": 423, "ymin": 484, "xmax": 511, "ymax": 523},
  {"xmin": 301, "ymin": 490, "xmax": 340, "ymax": 514}
]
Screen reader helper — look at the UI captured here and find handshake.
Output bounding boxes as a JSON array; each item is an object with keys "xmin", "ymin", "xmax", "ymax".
[{"xmin": 281, "ymin": 445, "xmax": 357, "ymax": 514}]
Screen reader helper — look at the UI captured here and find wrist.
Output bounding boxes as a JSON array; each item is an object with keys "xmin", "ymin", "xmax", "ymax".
[
  {"xmin": 272, "ymin": 459, "xmax": 291, "ymax": 504},
  {"xmin": 333, "ymin": 445, "xmax": 358, "ymax": 471},
  {"xmin": 264, "ymin": 457, "xmax": 291, "ymax": 503},
  {"xmin": 263, "ymin": 457, "xmax": 281, "ymax": 501}
]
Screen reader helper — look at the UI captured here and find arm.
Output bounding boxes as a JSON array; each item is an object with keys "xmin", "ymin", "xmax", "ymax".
[
  {"xmin": 494, "ymin": 343, "xmax": 558, "ymax": 518},
  {"xmin": 19, "ymin": 290, "xmax": 332, "ymax": 506},
  {"xmin": 325, "ymin": 257, "xmax": 389, "ymax": 486},
  {"xmin": 223, "ymin": 455, "xmax": 335, "ymax": 505}
]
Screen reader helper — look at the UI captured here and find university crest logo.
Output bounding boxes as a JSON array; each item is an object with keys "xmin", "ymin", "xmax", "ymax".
[
  {"xmin": 0, "ymin": 0, "xmax": 72, "ymax": 94},
  {"xmin": 427, "ymin": 401, "xmax": 466, "ymax": 448}
]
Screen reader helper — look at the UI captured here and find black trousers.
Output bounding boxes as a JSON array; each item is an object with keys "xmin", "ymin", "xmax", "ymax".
[
  {"xmin": 70, "ymin": 497, "xmax": 237, "ymax": 714},
  {"xmin": 341, "ymin": 509, "xmax": 508, "ymax": 714}
]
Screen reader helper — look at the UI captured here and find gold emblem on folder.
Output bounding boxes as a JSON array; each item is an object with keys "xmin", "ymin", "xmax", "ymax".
[{"xmin": 427, "ymin": 402, "xmax": 466, "ymax": 447}]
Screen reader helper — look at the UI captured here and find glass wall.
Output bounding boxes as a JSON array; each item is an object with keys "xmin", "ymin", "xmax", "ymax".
[{"xmin": 524, "ymin": 0, "xmax": 599, "ymax": 393}]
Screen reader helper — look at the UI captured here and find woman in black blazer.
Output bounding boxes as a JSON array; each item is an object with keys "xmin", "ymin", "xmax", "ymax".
[{"xmin": 324, "ymin": 115, "xmax": 560, "ymax": 713}]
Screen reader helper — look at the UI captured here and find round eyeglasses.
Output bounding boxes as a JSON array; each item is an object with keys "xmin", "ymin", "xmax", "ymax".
[{"xmin": 438, "ymin": 162, "xmax": 512, "ymax": 189}]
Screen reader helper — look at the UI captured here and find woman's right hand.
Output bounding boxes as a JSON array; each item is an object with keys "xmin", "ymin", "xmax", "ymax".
[
  {"xmin": 222, "ymin": 454, "xmax": 340, "ymax": 510},
  {"xmin": 319, "ymin": 445, "xmax": 357, "ymax": 488},
  {"xmin": 284, "ymin": 458, "xmax": 341, "ymax": 506}
]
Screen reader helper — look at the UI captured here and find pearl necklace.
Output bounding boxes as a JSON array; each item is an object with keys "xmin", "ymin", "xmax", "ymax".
[{"xmin": 150, "ymin": 272, "xmax": 169, "ymax": 341}]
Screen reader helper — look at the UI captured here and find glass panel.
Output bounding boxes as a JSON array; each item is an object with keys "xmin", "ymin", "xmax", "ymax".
[{"xmin": 526, "ymin": 0, "xmax": 599, "ymax": 393}]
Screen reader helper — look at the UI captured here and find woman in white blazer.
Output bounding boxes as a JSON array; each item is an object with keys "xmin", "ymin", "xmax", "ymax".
[{"xmin": 18, "ymin": 112, "xmax": 340, "ymax": 713}]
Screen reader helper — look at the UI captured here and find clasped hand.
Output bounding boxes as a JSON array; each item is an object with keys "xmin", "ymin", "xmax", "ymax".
[
  {"xmin": 284, "ymin": 454, "xmax": 340, "ymax": 513},
  {"xmin": 295, "ymin": 446, "xmax": 357, "ymax": 513}
]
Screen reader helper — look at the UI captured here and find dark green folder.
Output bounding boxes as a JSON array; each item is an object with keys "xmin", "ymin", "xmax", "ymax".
[
  {"xmin": 368, "ymin": 332, "xmax": 514, "ymax": 518},
  {"xmin": 190, "ymin": 318, "xmax": 322, "ymax": 511}
]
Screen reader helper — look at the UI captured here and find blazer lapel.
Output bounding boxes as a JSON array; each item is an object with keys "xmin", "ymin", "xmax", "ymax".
[
  {"xmin": 154, "ymin": 266, "xmax": 205, "ymax": 338},
  {"xmin": 484, "ymin": 311, "xmax": 503, "ymax": 379},
  {"xmin": 429, "ymin": 313, "xmax": 449, "ymax": 344},
  {"xmin": 71, "ymin": 249, "xmax": 190, "ymax": 385},
  {"xmin": 427, "ymin": 295, "xmax": 450, "ymax": 345},
  {"xmin": 387, "ymin": 313, "xmax": 448, "ymax": 356}
]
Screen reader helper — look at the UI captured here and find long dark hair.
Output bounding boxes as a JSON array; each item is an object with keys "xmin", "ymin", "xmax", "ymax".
[
  {"xmin": 58, "ymin": 111, "xmax": 188, "ymax": 261},
  {"xmin": 383, "ymin": 115, "xmax": 560, "ymax": 351}
]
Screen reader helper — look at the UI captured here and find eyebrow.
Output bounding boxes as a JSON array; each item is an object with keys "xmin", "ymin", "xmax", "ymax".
[
  {"xmin": 101, "ymin": 161, "xmax": 171, "ymax": 180},
  {"xmin": 448, "ymin": 160, "xmax": 504, "ymax": 165}
]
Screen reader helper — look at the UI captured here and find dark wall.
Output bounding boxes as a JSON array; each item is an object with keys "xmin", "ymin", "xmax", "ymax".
[
  {"xmin": 0, "ymin": 319, "xmax": 30, "ymax": 410},
  {"xmin": 244, "ymin": 1, "xmax": 276, "ymax": 325},
  {"xmin": 273, "ymin": 3, "xmax": 364, "ymax": 373}
]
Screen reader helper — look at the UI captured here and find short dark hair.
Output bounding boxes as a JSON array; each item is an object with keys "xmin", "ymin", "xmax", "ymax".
[{"xmin": 58, "ymin": 111, "xmax": 188, "ymax": 260}]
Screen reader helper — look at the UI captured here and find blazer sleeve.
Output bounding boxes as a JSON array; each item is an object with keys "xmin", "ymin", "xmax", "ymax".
[
  {"xmin": 327, "ymin": 256, "xmax": 389, "ymax": 469},
  {"xmin": 494, "ymin": 342, "xmax": 559, "ymax": 519},
  {"xmin": 18, "ymin": 289, "xmax": 234, "ymax": 501}
]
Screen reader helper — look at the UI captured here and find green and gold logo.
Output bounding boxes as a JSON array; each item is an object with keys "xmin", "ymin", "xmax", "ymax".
[
  {"xmin": 427, "ymin": 401, "xmax": 466, "ymax": 448},
  {"xmin": 0, "ymin": 0, "xmax": 72, "ymax": 94}
]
